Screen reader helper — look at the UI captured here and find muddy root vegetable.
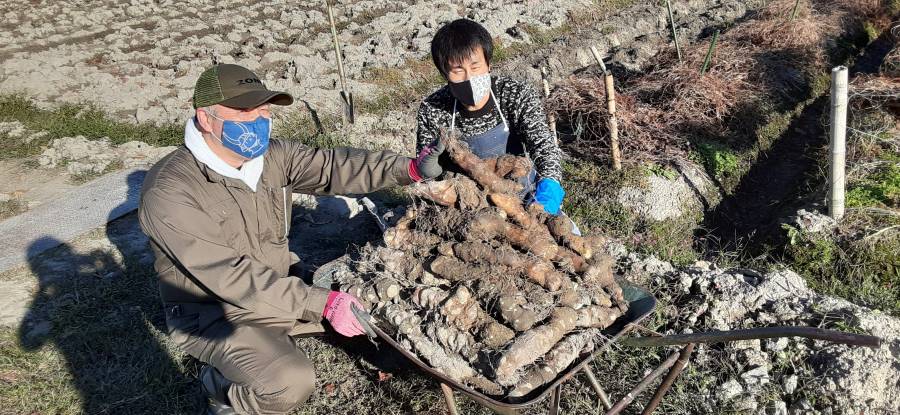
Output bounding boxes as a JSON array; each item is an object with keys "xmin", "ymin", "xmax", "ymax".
[
  {"xmin": 507, "ymin": 330, "xmax": 599, "ymax": 397},
  {"xmin": 445, "ymin": 133, "xmax": 524, "ymax": 195},
  {"xmin": 426, "ymin": 323, "xmax": 476, "ymax": 358},
  {"xmin": 383, "ymin": 228, "xmax": 442, "ymax": 250},
  {"xmin": 379, "ymin": 304, "xmax": 477, "ymax": 382},
  {"xmin": 576, "ymin": 305, "xmax": 622, "ymax": 328},
  {"xmin": 454, "ymin": 176, "xmax": 489, "ymax": 211},
  {"xmin": 546, "ymin": 214, "xmax": 608, "ymax": 261},
  {"xmin": 498, "ymin": 295, "xmax": 539, "ymax": 332},
  {"xmin": 375, "ymin": 279, "xmax": 401, "ymax": 301},
  {"xmin": 584, "ymin": 263, "xmax": 627, "ymax": 311},
  {"xmin": 451, "ymin": 241, "xmax": 565, "ymax": 292},
  {"xmin": 489, "ymin": 193, "xmax": 547, "ymax": 232},
  {"xmin": 479, "ymin": 321, "xmax": 516, "ymax": 348},
  {"xmin": 464, "ymin": 376, "xmax": 505, "ymax": 396},
  {"xmin": 411, "ymin": 179, "xmax": 458, "ymax": 207},
  {"xmin": 440, "ymin": 286, "xmax": 483, "ymax": 330},
  {"xmin": 429, "ymin": 255, "xmax": 497, "ymax": 281},
  {"xmin": 494, "ymin": 155, "xmax": 532, "ymax": 179},
  {"xmin": 467, "ymin": 214, "xmax": 559, "ymax": 260},
  {"xmin": 413, "ymin": 286, "xmax": 449, "ymax": 308},
  {"xmin": 494, "ymin": 307, "xmax": 579, "ymax": 386}
]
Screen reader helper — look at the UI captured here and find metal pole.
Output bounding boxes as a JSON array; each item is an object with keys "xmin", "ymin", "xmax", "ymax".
[
  {"xmin": 641, "ymin": 343, "xmax": 695, "ymax": 415},
  {"xmin": 829, "ymin": 66, "xmax": 848, "ymax": 220},
  {"xmin": 606, "ymin": 347, "xmax": 682, "ymax": 415},
  {"xmin": 549, "ymin": 385, "xmax": 562, "ymax": 415},
  {"xmin": 665, "ymin": 0, "xmax": 683, "ymax": 63},
  {"xmin": 620, "ymin": 326, "xmax": 880, "ymax": 348},
  {"xmin": 541, "ymin": 66, "xmax": 558, "ymax": 144},
  {"xmin": 326, "ymin": 1, "xmax": 354, "ymax": 124},
  {"xmin": 582, "ymin": 366, "xmax": 613, "ymax": 410},
  {"xmin": 440, "ymin": 383, "xmax": 460, "ymax": 415}
]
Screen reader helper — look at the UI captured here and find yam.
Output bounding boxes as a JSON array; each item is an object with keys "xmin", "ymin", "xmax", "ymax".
[{"xmin": 494, "ymin": 307, "xmax": 579, "ymax": 386}]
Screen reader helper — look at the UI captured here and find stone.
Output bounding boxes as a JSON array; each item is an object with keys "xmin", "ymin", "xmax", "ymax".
[
  {"xmin": 790, "ymin": 209, "xmax": 837, "ymax": 234},
  {"xmin": 783, "ymin": 375, "xmax": 798, "ymax": 395},
  {"xmin": 717, "ymin": 379, "xmax": 743, "ymax": 401},
  {"xmin": 769, "ymin": 401, "xmax": 788, "ymax": 415}
]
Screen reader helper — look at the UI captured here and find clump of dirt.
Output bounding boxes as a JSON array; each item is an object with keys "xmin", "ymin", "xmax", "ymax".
[{"xmin": 319, "ymin": 131, "xmax": 629, "ymax": 397}]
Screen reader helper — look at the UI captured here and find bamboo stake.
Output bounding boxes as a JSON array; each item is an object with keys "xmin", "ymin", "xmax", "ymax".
[
  {"xmin": 326, "ymin": 1, "xmax": 354, "ymax": 125},
  {"xmin": 789, "ymin": 0, "xmax": 802, "ymax": 20},
  {"xmin": 829, "ymin": 66, "xmax": 848, "ymax": 220},
  {"xmin": 540, "ymin": 66, "xmax": 558, "ymax": 144},
  {"xmin": 665, "ymin": 0, "xmax": 683, "ymax": 63},
  {"xmin": 699, "ymin": 30, "xmax": 720, "ymax": 75},
  {"xmin": 589, "ymin": 46, "xmax": 622, "ymax": 170},
  {"xmin": 589, "ymin": 46, "xmax": 608, "ymax": 74}
]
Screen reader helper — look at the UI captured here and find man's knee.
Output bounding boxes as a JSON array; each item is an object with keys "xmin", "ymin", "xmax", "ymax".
[{"xmin": 256, "ymin": 352, "xmax": 316, "ymax": 412}]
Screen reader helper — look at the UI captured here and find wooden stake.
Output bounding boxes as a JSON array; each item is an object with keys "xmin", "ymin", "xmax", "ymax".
[
  {"xmin": 699, "ymin": 30, "xmax": 720, "ymax": 75},
  {"xmin": 605, "ymin": 73, "xmax": 622, "ymax": 170},
  {"xmin": 590, "ymin": 46, "xmax": 622, "ymax": 170},
  {"xmin": 326, "ymin": 1, "xmax": 354, "ymax": 125},
  {"xmin": 540, "ymin": 66, "xmax": 558, "ymax": 144},
  {"xmin": 829, "ymin": 66, "xmax": 848, "ymax": 220},
  {"xmin": 789, "ymin": 0, "xmax": 802, "ymax": 20},
  {"xmin": 589, "ymin": 46, "xmax": 608, "ymax": 74},
  {"xmin": 665, "ymin": 0, "xmax": 683, "ymax": 63}
]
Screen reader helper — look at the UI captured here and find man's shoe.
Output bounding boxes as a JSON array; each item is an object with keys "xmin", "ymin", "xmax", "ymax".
[{"xmin": 200, "ymin": 365, "xmax": 236, "ymax": 415}]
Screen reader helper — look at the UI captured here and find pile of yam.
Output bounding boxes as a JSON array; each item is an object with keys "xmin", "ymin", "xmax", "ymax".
[{"xmin": 328, "ymin": 131, "xmax": 630, "ymax": 398}]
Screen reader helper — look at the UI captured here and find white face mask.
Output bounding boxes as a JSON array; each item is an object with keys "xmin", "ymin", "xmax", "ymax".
[{"xmin": 449, "ymin": 72, "xmax": 492, "ymax": 106}]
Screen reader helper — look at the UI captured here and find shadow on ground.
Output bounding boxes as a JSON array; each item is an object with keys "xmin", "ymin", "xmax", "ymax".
[{"xmin": 14, "ymin": 172, "xmax": 199, "ymax": 413}]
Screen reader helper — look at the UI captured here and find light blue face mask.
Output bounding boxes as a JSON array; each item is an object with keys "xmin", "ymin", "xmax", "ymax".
[{"xmin": 208, "ymin": 114, "xmax": 272, "ymax": 159}]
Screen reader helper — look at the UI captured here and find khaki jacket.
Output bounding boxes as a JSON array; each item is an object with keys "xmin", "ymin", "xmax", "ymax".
[{"xmin": 139, "ymin": 138, "xmax": 412, "ymax": 333}]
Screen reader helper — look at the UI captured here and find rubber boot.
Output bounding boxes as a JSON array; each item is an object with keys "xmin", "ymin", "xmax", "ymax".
[{"xmin": 200, "ymin": 365, "xmax": 236, "ymax": 415}]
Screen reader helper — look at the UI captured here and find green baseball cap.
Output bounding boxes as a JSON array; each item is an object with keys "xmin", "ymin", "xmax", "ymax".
[{"xmin": 193, "ymin": 64, "xmax": 294, "ymax": 109}]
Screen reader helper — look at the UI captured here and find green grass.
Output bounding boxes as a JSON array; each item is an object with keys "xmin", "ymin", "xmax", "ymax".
[
  {"xmin": 694, "ymin": 142, "xmax": 741, "ymax": 186},
  {"xmin": 563, "ymin": 160, "xmax": 700, "ymax": 266},
  {"xmin": 0, "ymin": 95, "xmax": 181, "ymax": 160},
  {"xmin": 782, "ymin": 220, "xmax": 900, "ymax": 315},
  {"xmin": 846, "ymin": 161, "xmax": 900, "ymax": 208}
]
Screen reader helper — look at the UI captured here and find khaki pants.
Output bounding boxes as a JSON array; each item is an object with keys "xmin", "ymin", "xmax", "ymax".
[{"xmin": 165, "ymin": 303, "xmax": 322, "ymax": 414}]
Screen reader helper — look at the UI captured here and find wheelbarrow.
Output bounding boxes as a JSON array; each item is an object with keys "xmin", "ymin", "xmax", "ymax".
[{"xmin": 343, "ymin": 277, "xmax": 881, "ymax": 415}]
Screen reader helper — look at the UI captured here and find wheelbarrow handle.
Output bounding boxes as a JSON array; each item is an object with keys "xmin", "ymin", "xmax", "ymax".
[{"xmin": 621, "ymin": 326, "xmax": 881, "ymax": 348}]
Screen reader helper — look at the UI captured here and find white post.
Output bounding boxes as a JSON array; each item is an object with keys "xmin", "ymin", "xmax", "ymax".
[{"xmin": 829, "ymin": 66, "xmax": 848, "ymax": 220}]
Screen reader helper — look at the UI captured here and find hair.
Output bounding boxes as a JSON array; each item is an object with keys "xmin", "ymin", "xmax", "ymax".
[{"xmin": 430, "ymin": 19, "xmax": 493, "ymax": 78}]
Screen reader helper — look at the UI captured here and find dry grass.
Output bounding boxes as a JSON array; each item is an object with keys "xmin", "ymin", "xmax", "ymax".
[{"xmin": 547, "ymin": 0, "xmax": 883, "ymax": 166}]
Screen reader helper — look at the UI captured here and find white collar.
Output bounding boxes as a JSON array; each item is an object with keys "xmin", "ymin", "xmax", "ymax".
[{"xmin": 184, "ymin": 118, "xmax": 264, "ymax": 192}]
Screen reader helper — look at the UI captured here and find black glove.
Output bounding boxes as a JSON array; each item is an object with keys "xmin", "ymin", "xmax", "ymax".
[{"xmin": 411, "ymin": 139, "xmax": 445, "ymax": 181}]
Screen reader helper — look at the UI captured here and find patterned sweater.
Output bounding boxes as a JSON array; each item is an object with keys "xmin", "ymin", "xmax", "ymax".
[{"xmin": 415, "ymin": 75, "xmax": 562, "ymax": 181}]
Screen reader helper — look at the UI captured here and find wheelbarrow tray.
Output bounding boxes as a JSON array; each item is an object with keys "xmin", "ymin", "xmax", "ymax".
[{"xmin": 367, "ymin": 279, "xmax": 657, "ymax": 410}]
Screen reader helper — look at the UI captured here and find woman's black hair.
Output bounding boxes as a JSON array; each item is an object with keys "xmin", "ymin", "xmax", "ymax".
[{"xmin": 430, "ymin": 19, "xmax": 493, "ymax": 78}]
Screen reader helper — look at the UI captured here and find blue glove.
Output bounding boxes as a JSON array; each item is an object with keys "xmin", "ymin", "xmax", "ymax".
[{"xmin": 534, "ymin": 178, "xmax": 565, "ymax": 215}]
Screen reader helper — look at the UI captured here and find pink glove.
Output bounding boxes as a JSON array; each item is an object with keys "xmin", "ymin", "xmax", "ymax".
[{"xmin": 322, "ymin": 291, "xmax": 366, "ymax": 337}]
